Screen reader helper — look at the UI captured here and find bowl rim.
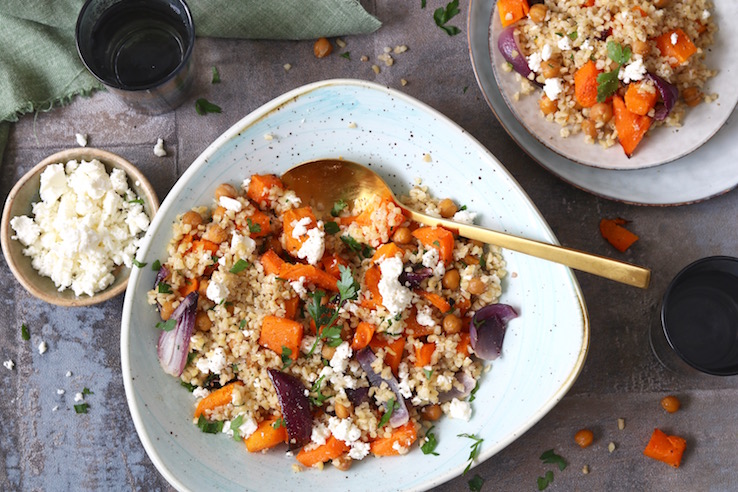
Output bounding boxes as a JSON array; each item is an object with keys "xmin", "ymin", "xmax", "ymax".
[{"xmin": 1, "ymin": 147, "xmax": 160, "ymax": 307}]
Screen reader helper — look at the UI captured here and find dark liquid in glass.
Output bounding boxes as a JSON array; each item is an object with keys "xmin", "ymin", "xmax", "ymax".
[
  {"xmin": 89, "ymin": 2, "xmax": 188, "ymax": 89},
  {"xmin": 664, "ymin": 270, "xmax": 738, "ymax": 373}
]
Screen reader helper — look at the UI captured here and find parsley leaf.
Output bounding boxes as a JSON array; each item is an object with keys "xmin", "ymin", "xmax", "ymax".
[
  {"xmin": 340, "ymin": 235, "xmax": 373, "ymax": 259},
  {"xmin": 337, "ymin": 265, "xmax": 360, "ymax": 301},
  {"xmin": 421, "ymin": 425, "xmax": 439, "ymax": 455},
  {"xmin": 181, "ymin": 381, "xmax": 197, "ymax": 392},
  {"xmin": 82, "ymin": 387, "xmax": 93, "ymax": 395},
  {"xmin": 568, "ymin": 31, "xmax": 578, "ymax": 40},
  {"xmin": 211, "ymin": 66, "xmax": 221, "ymax": 84},
  {"xmin": 468, "ymin": 474, "xmax": 485, "ymax": 492},
  {"xmin": 74, "ymin": 403, "xmax": 89, "ymax": 414},
  {"xmin": 151, "ymin": 259, "xmax": 161, "ymax": 271},
  {"xmin": 272, "ymin": 417, "xmax": 286, "ymax": 429},
  {"xmin": 132, "ymin": 259, "xmax": 147, "ymax": 268},
  {"xmin": 246, "ymin": 218, "xmax": 261, "ymax": 233},
  {"xmin": 537, "ymin": 470, "xmax": 554, "ymax": 491},
  {"xmin": 434, "ymin": 0, "xmax": 461, "ymax": 36},
  {"xmin": 128, "ymin": 198, "xmax": 144, "ymax": 204},
  {"xmin": 324, "ymin": 221, "xmax": 340, "ymax": 235},
  {"xmin": 197, "ymin": 415, "xmax": 224, "ymax": 434},
  {"xmin": 309, "ymin": 374, "xmax": 329, "ymax": 407},
  {"xmin": 306, "ymin": 266, "xmax": 360, "ymax": 355},
  {"xmin": 195, "ymin": 98, "xmax": 222, "ymax": 115},
  {"xmin": 340, "ymin": 52, "xmax": 351, "ymax": 60},
  {"xmin": 423, "ymin": 368, "xmax": 433, "ymax": 380},
  {"xmin": 596, "ymin": 41, "xmax": 632, "ymax": 103},
  {"xmin": 281, "ymin": 346, "xmax": 293, "ymax": 369},
  {"xmin": 468, "ymin": 380, "xmax": 480, "ymax": 402},
  {"xmin": 239, "ymin": 319, "xmax": 247, "ymax": 328},
  {"xmin": 158, "ymin": 282, "xmax": 172, "ymax": 294},
  {"xmin": 331, "ymin": 199, "xmax": 348, "ymax": 216},
  {"xmin": 458, "ymin": 433, "xmax": 483, "ymax": 475},
  {"xmin": 378, "ymin": 398, "xmax": 396, "ymax": 428},
  {"xmin": 540, "ymin": 449, "xmax": 567, "ymax": 471},
  {"xmin": 21, "ymin": 324, "xmax": 30, "ymax": 341},
  {"xmin": 421, "ymin": 0, "xmax": 426, "ymax": 7},
  {"xmin": 229, "ymin": 259, "xmax": 249, "ymax": 274},
  {"xmin": 230, "ymin": 415, "xmax": 244, "ymax": 441},
  {"xmin": 156, "ymin": 319, "xmax": 177, "ymax": 332}
]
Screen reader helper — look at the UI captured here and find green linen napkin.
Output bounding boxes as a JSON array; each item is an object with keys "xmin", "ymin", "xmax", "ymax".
[{"xmin": 0, "ymin": 0, "xmax": 381, "ymax": 167}]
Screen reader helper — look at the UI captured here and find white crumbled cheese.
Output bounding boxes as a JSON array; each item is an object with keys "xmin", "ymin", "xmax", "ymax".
[
  {"xmin": 38, "ymin": 341, "xmax": 47, "ymax": 354},
  {"xmin": 230, "ymin": 231, "xmax": 256, "ymax": 257},
  {"xmin": 52, "ymin": 405, "xmax": 59, "ymax": 412},
  {"xmin": 57, "ymin": 389, "xmax": 65, "ymax": 395},
  {"xmin": 66, "ymin": 371, "xmax": 72, "ymax": 377},
  {"xmin": 296, "ymin": 225, "xmax": 325, "ymax": 266},
  {"xmin": 702, "ymin": 9, "xmax": 711, "ymax": 20},
  {"xmin": 416, "ymin": 305, "xmax": 435, "ymax": 327},
  {"xmin": 543, "ymin": 77, "xmax": 564, "ymax": 101},
  {"xmin": 541, "ymin": 44, "xmax": 553, "ymax": 61},
  {"xmin": 264, "ymin": 133, "xmax": 274, "ymax": 141},
  {"xmin": 218, "ymin": 196, "xmax": 242, "ymax": 212},
  {"xmin": 397, "ymin": 362, "xmax": 412, "ymax": 399},
  {"xmin": 377, "ymin": 256, "xmax": 413, "ymax": 316},
  {"xmin": 290, "ymin": 217, "xmax": 312, "ymax": 238},
  {"xmin": 452, "ymin": 209, "xmax": 477, "ymax": 225},
  {"xmin": 206, "ymin": 273, "xmax": 230, "ymax": 304},
  {"xmin": 300, "ymin": 335, "xmax": 317, "ymax": 354},
  {"xmin": 421, "ymin": 248, "xmax": 440, "ymax": 270},
  {"xmin": 449, "ymin": 398, "xmax": 472, "ymax": 421},
  {"xmin": 671, "ymin": 32, "xmax": 678, "ymax": 45},
  {"xmin": 9, "ymin": 159, "xmax": 150, "ymax": 296},
  {"xmin": 196, "ymin": 347, "xmax": 227, "ymax": 374},
  {"xmin": 241, "ymin": 177, "xmax": 251, "ymax": 191},
  {"xmin": 311, "ymin": 421, "xmax": 331, "ymax": 446},
  {"xmin": 192, "ymin": 386, "xmax": 210, "ymax": 399},
  {"xmin": 328, "ymin": 416, "xmax": 362, "ymax": 447},
  {"xmin": 557, "ymin": 36, "xmax": 571, "ymax": 51},
  {"xmin": 619, "ymin": 57, "xmax": 647, "ymax": 83},
  {"xmin": 153, "ymin": 138, "xmax": 167, "ymax": 157},
  {"xmin": 222, "ymin": 414, "xmax": 258, "ymax": 439},
  {"xmin": 3, "ymin": 360, "xmax": 14, "ymax": 370},
  {"xmin": 281, "ymin": 190, "xmax": 301, "ymax": 208},
  {"xmin": 527, "ymin": 52, "xmax": 542, "ymax": 73},
  {"xmin": 348, "ymin": 440, "xmax": 370, "ymax": 460},
  {"xmin": 75, "ymin": 133, "xmax": 87, "ymax": 147},
  {"xmin": 74, "ymin": 392, "xmax": 84, "ymax": 402},
  {"xmin": 330, "ymin": 342, "xmax": 353, "ymax": 373},
  {"xmin": 392, "ymin": 440, "xmax": 409, "ymax": 454},
  {"xmin": 290, "ymin": 277, "xmax": 308, "ymax": 297},
  {"xmin": 581, "ymin": 39, "xmax": 592, "ymax": 51}
]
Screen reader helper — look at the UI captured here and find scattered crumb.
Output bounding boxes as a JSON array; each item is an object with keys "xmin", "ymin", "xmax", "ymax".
[
  {"xmin": 38, "ymin": 341, "xmax": 47, "ymax": 355},
  {"xmin": 393, "ymin": 45, "xmax": 408, "ymax": 54},
  {"xmin": 74, "ymin": 392, "xmax": 84, "ymax": 402},
  {"xmin": 336, "ymin": 38, "xmax": 347, "ymax": 49},
  {"xmin": 582, "ymin": 465, "xmax": 590, "ymax": 474},
  {"xmin": 52, "ymin": 405, "xmax": 59, "ymax": 412},
  {"xmin": 347, "ymin": 122, "xmax": 357, "ymax": 129},
  {"xmin": 511, "ymin": 272, "xmax": 518, "ymax": 278},
  {"xmin": 608, "ymin": 442, "xmax": 616, "ymax": 453},
  {"xmin": 377, "ymin": 52, "xmax": 394, "ymax": 66},
  {"xmin": 66, "ymin": 371, "xmax": 72, "ymax": 377},
  {"xmin": 153, "ymin": 138, "xmax": 167, "ymax": 157},
  {"xmin": 291, "ymin": 464, "xmax": 302, "ymax": 473},
  {"xmin": 283, "ymin": 63, "xmax": 292, "ymax": 71},
  {"xmin": 423, "ymin": 153, "xmax": 432, "ymax": 163},
  {"xmin": 400, "ymin": 79, "xmax": 408, "ymax": 86},
  {"xmin": 75, "ymin": 133, "xmax": 88, "ymax": 147},
  {"xmin": 57, "ymin": 389, "xmax": 65, "ymax": 395},
  {"xmin": 360, "ymin": 55, "xmax": 369, "ymax": 62},
  {"xmin": 371, "ymin": 64, "xmax": 380, "ymax": 74},
  {"xmin": 264, "ymin": 133, "xmax": 274, "ymax": 141},
  {"xmin": 617, "ymin": 418, "xmax": 625, "ymax": 430},
  {"xmin": 383, "ymin": 46, "xmax": 392, "ymax": 53},
  {"xmin": 3, "ymin": 360, "xmax": 14, "ymax": 370}
]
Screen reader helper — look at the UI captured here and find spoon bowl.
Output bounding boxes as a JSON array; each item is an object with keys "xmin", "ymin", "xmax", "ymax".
[{"xmin": 282, "ymin": 159, "xmax": 650, "ymax": 288}]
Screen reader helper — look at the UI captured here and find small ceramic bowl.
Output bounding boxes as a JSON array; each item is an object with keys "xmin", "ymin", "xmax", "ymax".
[{"xmin": 1, "ymin": 148, "xmax": 159, "ymax": 307}]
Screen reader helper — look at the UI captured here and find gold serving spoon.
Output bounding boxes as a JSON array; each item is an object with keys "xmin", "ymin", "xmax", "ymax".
[{"xmin": 281, "ymin": 159, "xmax": 650, "ymax": 288}]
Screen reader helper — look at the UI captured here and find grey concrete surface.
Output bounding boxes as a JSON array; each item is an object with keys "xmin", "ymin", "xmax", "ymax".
[{"xmin": 2, "ymin": 1, "xmax": 738, "ymax": 491}]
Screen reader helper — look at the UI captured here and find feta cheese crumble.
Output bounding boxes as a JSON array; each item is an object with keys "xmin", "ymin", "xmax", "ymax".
[
  {"xmin": 618, "ymin": 57, "xmax": 647, "ymax": 84},
  {"xmin": 3, "ymin": 360, "xmax": 14, "ymax": 370},
  {"xmin": 75, "ymin": 133, "xmax": 88, "ymax": 147},
  {"xmin": 543, "ymin": 77, "xmax": 564, "ymax": 101},
  {"xmin": 448, "ymin": 398, "xmax": 472, "ymax": 421},
  {"xmin": 153, "ymin": 138, "xmax": 167, "ymax": 157},
  {"xmin": 38, "ymin": 341, "xmax": 47, "ymax": 354},
  {"xmin": 74, "ymin": 392, "xmax": 84, "ymax": 402},
  {"xmin": 671, "ymin": 32, "xmax": 678, "ymax": 45},
  {"xmin": 377, "ymin": 256, "xmax": 413, "ymax": 316},
  {"xmin": 527, "ymin": 52, "xmax": 542, "ymax": 73}
]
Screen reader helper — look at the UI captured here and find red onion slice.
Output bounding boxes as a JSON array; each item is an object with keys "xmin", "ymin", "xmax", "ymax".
[
  {"xmin": 356, "ymin": 348, "xmax": 409, "ymax": 428},
  {"xmin": 470, "ymin": 303, "xmax": 518, "ymax": 360},
  {"xmin": 157, "ymin": 292, "xmax": 197, "ymax": 377},
  {"xmin": 647, "ymin": 73, "xmax": 679, "ymax": 121},
  {"xmin": 267, "ymin": 368, "xmax": 312, "ymax": 449},
  {"xmin": 439, "ymin": 371, "xmax": 477, "ymax": 402},
  {"xmin": 498, "ymin": 26, "xmax": 534, "ymax": 80}
]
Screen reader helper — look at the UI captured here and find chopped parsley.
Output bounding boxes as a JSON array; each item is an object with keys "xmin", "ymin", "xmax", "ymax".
[
  {"xmin": 132, "ymin": 259, "xmax": 147, "ymax": 268},
  {"xmin": 239, "ymin": 319, "xmax": 247, "ymax": 328},
  {"xmin": 378, "ymin": 398, "xmax": 396, "ymax": 428},
  {"xmin": 74, "ymin": 403, "xmax": 89, "ymax": 414},
  {"xmin": 555, "ymin": 32, "xmax": 564, "ymax": 37},
  {"xmin": 151, "ymin": 259, "xmax": 161, "ymax": 271},
  {"xmin": 231, "ymin": 363, "xmax": 239, "ymax": 373},
  {"xmin": 421, "ymin": 0, "xmax": 426, "ymax": 7},
  {"xmin": 21, "ymin": 324, "xmax": 30, "ymax": 341},
  {"xmin": 211, "ymin": 66, "xmax": 221, "ymax": 84},
  {"xmin": 306, "ymin": 266, "xmax": 360, "ymax": 355},
  {"xmin": 197, "ymin": 415, "xmax": 224, "ymax": 434},
  {"xmin": 340, "ymin": 235, "xmax": 373, "ymax": 259},
  {"xmin": 309, "ymin": 374, "xmax": 329, "ymax": 407},
  {"xmin": 157, "ymin": 282, "xmax": 172, "ymax": 294},
  {"xmin": 181, "ymin": 381, "xmax": 197, "ymax": 392},
  {"xmin": 156, "ymin": 319, "xmax": 176, "ymax": 332},
  {"xmin": 540, "ymin": 448, "xmax": 567, "ymax": 471},
  {"xmin": 229, "ymin": 415, "xmax": 244, "ymax": 440},
  {"xmin": 421, "ymin": 425, "xmax": 439, "ymax": 455},
  {"xmin": 468, "ymin": 474, "xmax": 485, "ymax": 492},
  {"xmin": 423, "ymin": 368, "xmax": 434, "ymax": 380},
  {"xmin": 128, "ymin": 198, "xmax": 144, "ymax": 205},
  {"xmin": 229, "ymin": 259, "xmax": 250, "ymax": 274},
  {"xmin": 82, "ymin": 387, "xmax": 93, "ymax": 395},
  {"xmin": 458, "ymin": 433, "xmax": 483, "ymax": 475},
  {"xmin": 434, "ymin": 0, "xmax": 461, "ymax": 36},
  {"xmin": 597, "ymin": 41, "xmax": 631, "ymax": 103},
  {"xmin": 479, "ymin": 255, "xmax": 486, "ymax": 269},
  {"xmin": 187, "ymin": 352, "xmax": 197, "ymax": 366},
  {"xmin": 568, "ymin": 31, "xmax": 578, "ymax": 40},
  {"xmin": 468, "ymin": 380, "xmax": 480, "ymax": 402},
  {"xmin": 281, "ymin": 346, "xmax": 293, "ymax": 369},
  {"xmin": 537, "ymin": 470, "xmax": 554, "ymax": 491},
  {"xmin": 463, "ymin": 86, "xmax": 469, "ymax": 94},
  {"xmin": 340, "ymin": 52, "xmax": 351, "ymax": 60},
  {"xmin": 246, "ymin": 218, "xmax": 261, "ymax": 233},
  {"xmin": 331, "ymin": 199, "xmax": 348, "ymax": 216},
  {"xmin": 272, "ymin": 417, "xmax": 286, "ymax": 429},
  {"xmin": 195, "ymin": 98, "xmax": 222, "ymax": 115},
  {"xmin": 324, "ymin": 221, "xmax": 340, "ymax": 235}
]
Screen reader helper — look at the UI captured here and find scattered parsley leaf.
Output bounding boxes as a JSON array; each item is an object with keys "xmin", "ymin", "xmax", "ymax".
[
  {"xmin": 468, "ymin": 380, "xmax": 480, "ymax": 402},
  {"xmin": 231, "ymin": 363, "xmax": 239, "ymax": 373},
  {"xmin": 158, "ymin": 282, "xmax": 172, "ymax": 294},
  {"xmin": 608, "ymin": 41, "xmax": 632, "ymax": 65},
  {"xmin": 537, "ymin": 470, "xmax": 554, "ymax": 491},
  {"xmin": 433, "ymin": 240, "xmax": 441, "ymax": 247},
  {"xmin": 421, "ymin": 425, "xmax": 439, "ymax": 455},
  {"xmin": 156, "ymin": 319, "xmax": 177, "ymax": 332},
  {"xmin": 340, "ymin": 235, "xmax": 373, "ymax": 259},
  {"xmin": 337, "ymin": 265, "xmax": 360, "ymax": 301},
  {"xmin": 74, "ymin": 403, "xmax": 89, "ymax": 414},
  {"xmin": 479, "ymin": 255, "xmax": 487, "ymax": 269},
  {"xmin": 423, "ymin": 368, "xmax": 433, "ymax": 380},
  {"xmin": 272, "ymin": 417, "xmax": 286, "ymax": 429},
  {"xmin": 281, "ymin": 346, "xmax": 293, "ymax": 369},
  {"xmin": 187, "ymin": 352, "xmax": 197, "ymax": 366},
  {"xmin": 229, "ymin": 259, "xmax": 249, "ymax": 274},
  {"xmin": 421, "ymin": 0, "xmax": 426, "ymax": 7},
  {"xmin": 597, "ymin": 41, "xmax": 632, "ymax": 103},
  {"xmin": 246, "ymin": 218, "xmax": 262, "ymax": 233},
  {"xmin": 211, "ymin": 66, "xmax": 221, "ymax": 84},
  {"xmin": 21, "ymin": 324, "xmax": 30, "ymax": 341},
  {"xmin": 331, "ymin": 199, "xmax": 348, "ymax": 217},
  {"xmin": 540, "ymin": 449, "xmax": 567, "ymax": 471},
  {"xmin": 340, "ymin": 52, "xmax": 351, "ymax": 60},
  {"xmin": 132, "ymin": 259, "xmax": 147, "ymax": 268},
  {"xmin": 82, "ymin": 387, "xmax": 93, "ymax": 395},
  {"xmin": 306, "ymin": 266, "xmax": 359, "ymax": 355},
  {"xmin": 458, "ymin": 433, "xmax": 483, "ymax": 475},
  {"xmin": 555, "ymin": 32, "xmax": 564, "ymax": 37},
  {"xmin": 309, "ymin": 374, "xmax": 329, "ymax": 407},
  {"xmin": 197, "ymin": 415, "xmax": 224, "ymax": 434},
  {"xmin": 568, "ymin": 31, "xmax": 578, "ymax": 40},
  {"xmin": 195, "ymin": 98, "xmax": 222, "ymax": 115},
  {"xmin": 181, "ymin": 381, "xmax": 197, "ymax": 392},
  {"xmin": 378, "ymin": 398, "xmax": 396, "ymax": 428},
  {"xmin": 434, "ymin": 0, "xmax": 461, "ymax": 36},
  {"xmin": 128, "ymin": 198, "xmax": 144, "ymax": 204},
  {"xmin": 324, "ymin": 221, "xmax": 340, "ymax": 235},
  {"xmin": 459, "ymin": 205, "xmax": 468, "ymax": 211},
  {"xmin": 239, "ymin": 319, "xmax": 247, "ymax": 328},
  {"xmin": 468, "ymin": 474, "xmax": 485, "ymax": 492},
  {"xmin": 151, "ymin": 259, "xmax": 161, "ymax": 271},
  {"xmin": 230, "ymin": 415, "xmax": 244, "ymax": 441},
  {"xmin": 463, "ymin": 86, "xmax": 469, "ymax": 94}
]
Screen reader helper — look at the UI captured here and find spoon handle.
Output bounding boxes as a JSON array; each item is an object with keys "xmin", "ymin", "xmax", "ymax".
[{"xmin": 405, "ymin": 210, "xmax": 650, "ymax": 289}]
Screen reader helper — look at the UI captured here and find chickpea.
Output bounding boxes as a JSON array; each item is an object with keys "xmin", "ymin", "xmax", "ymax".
[
  {"xmin": 335, "ymin": 402, "xmax": 353, "ymax": 419},
  {"xmin": 392, "ymin": 226, "xmax": 412, "ymax": 245},
  {"xmin": 322, "ymin": 344, "xmax": 336, "ymax": 360},
  {"xmin": 181, "ymin": 210, "xmax": 203, "ymax": 228},
  {"xmin": 438, "ymin": 198, "xmax": 458, "ymax": 218},
  {"xmin": 195, "ymin": 311, "xmax": 212, "ymax": 332},
  {"xmin": 528, "ymin": 3, "xmax": 548, "ymax": 24},
  {"xmin": 539, "ymin": 95, "xmax": 558, "ymax": 115},
  {"xmin": 214, "ymin": 183, "xmax": 238, "ymax": 201},
  {"xmin": 313, "ymin": 37, "xmax": 333, "ymax": 58},
  {"xmin": 653, "ymin": 0, "xmax": 671, "ymax": 8},
  {"xmin": 211, "ymin": 206, "xmax": 227, "ymax": 222},
  {"xmin": 682, "ymin": 87, "xmax": 702, "ymax": 107},
  {"xmin": 574, "ymin": 429, "xmax": 594, "ymax": 448},
  {"xmin": 589, "ymin": 102, "xmax": 613, "ymax": 123},
  {"xmin": 463, "ymin": 254, "xmax": 479, "ymax": 266},
  {"xmin": 159, "ymin": 300, "xmax": 175, "ymax": 320},
  {"xmin": 442, "ymin": 269, "xmax": 461, "ymax": 290},
  {"xmin": 467, "ymin": 278, "xmax": 486, "ymax": 295},
  {"xmin": 661, "ymin": 395, "xmax": 681, "ymax": 413},
  {"xmin": 419, "ymin": 404, "xmax": 442, "ymax": 421},
  {"xmin": 632, "ymin": 39, "xmax": 649, "ymax": 57},
  {"xmin": 203, "ymin": 224, "xmax": 228, "ymax": 244},
  {"xmin": 541, "ymin": 57, "xmax": 561, "ymax": 79},
  {"xmin": 581, "ymin": 119, "xmax": 597, "ymax": 139},
  {"xmin": 198, "ymin": 278, "xmax": 209, "ymax": 297},
  {"xmin": 443, "ymin": 314, "xmax": 462, "ymax": 334}
]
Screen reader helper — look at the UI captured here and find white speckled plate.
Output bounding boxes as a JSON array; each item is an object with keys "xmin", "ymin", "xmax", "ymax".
[
  {"xmin": 488, "ymin": 2, "xmax": 738, "ymax": 170},
  {"xmin": 471, "ymin": 0, "xmax": 738, "ymax": 204},
  {"xmin": 121, "ymin": 79, "xmax": 588, "ymax": 492}
]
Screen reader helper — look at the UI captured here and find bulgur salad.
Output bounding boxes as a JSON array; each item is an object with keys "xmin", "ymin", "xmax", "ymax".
[
  {"xmin": 496, "ymin": 0, "xmax": 717, "ymax": 156},
  {"xmin": 147, "ymin": 171, "xmax": 517, "ymax": 470}
]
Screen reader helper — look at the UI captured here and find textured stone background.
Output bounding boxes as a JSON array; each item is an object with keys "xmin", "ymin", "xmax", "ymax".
[{"xmin": 2, "ymin": 1, "xmax": 738, "ymax": 491}]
